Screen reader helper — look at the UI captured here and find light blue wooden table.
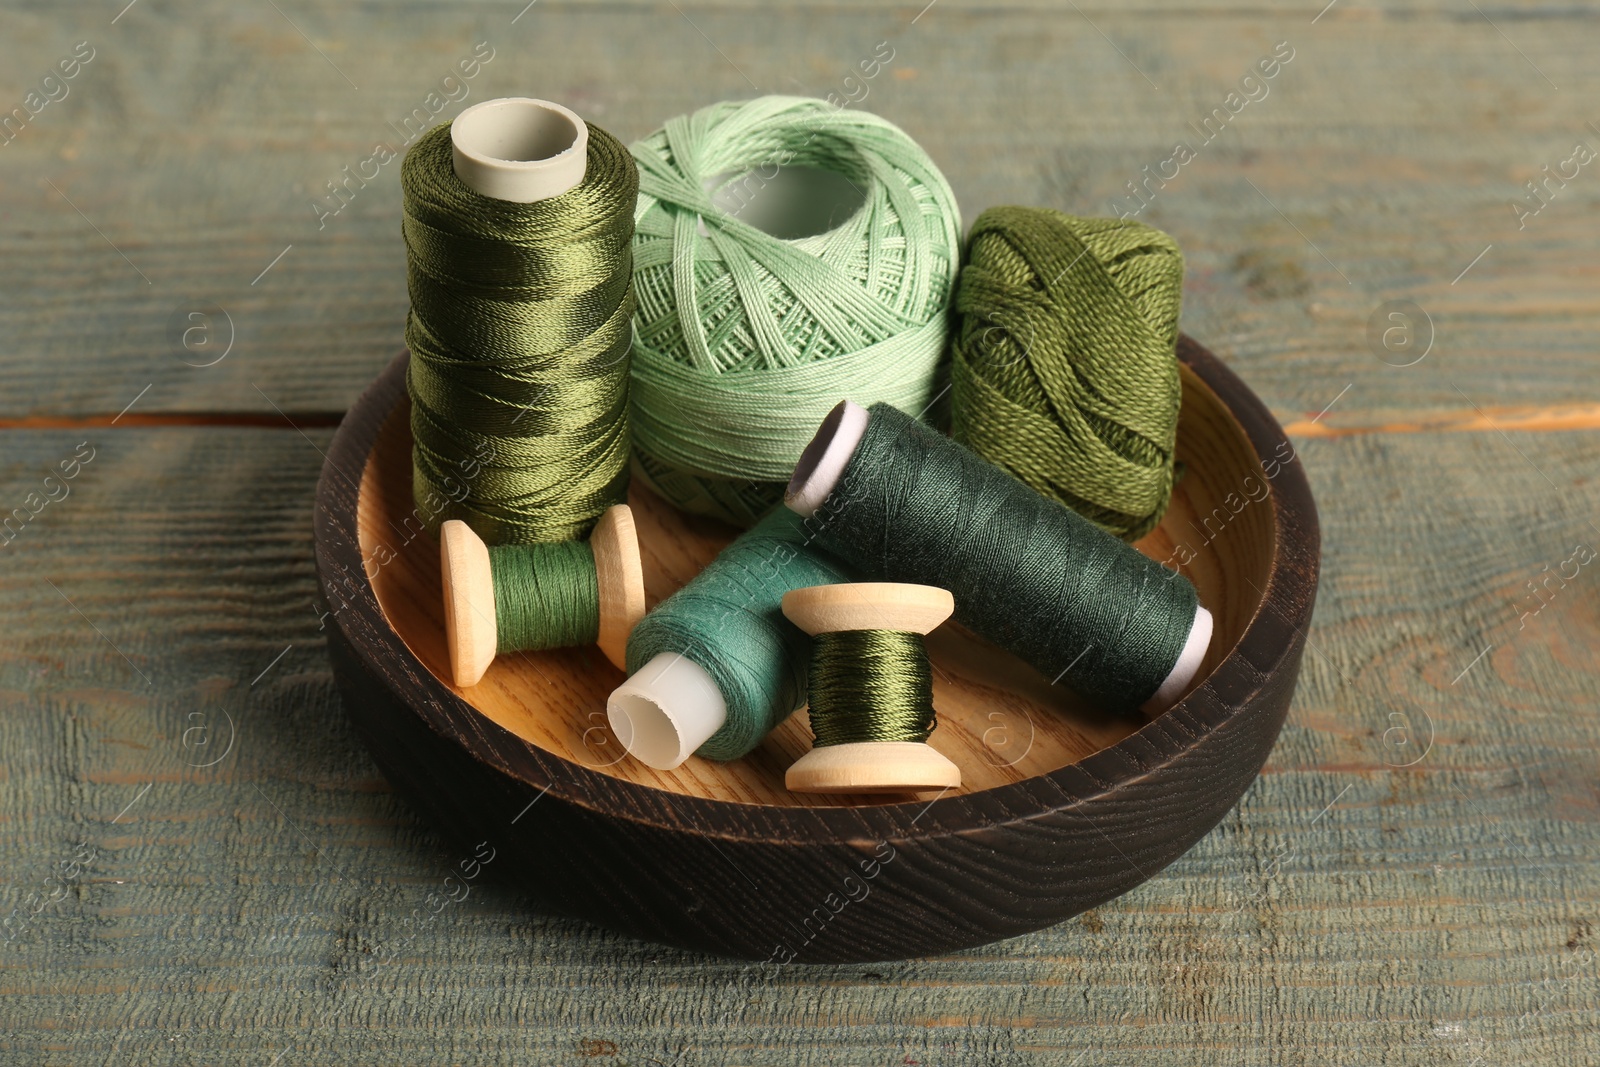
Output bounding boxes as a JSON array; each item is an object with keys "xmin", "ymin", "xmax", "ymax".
[{"xmin": 1, "ymin": 1, "xmax": 1596, "ymax": 1063}]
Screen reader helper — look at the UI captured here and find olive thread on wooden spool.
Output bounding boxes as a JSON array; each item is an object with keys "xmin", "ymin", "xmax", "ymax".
[
  {"xmin": 782, "ymin": 582, "xmax": 961, "ymax": 794},
  {"xmin": 786, "ymin": 401, "xmax": 1213, "ymax": 715},
  {"xmin": 441, "ymin": 505, "xmax": 645, "ymax": 685}
]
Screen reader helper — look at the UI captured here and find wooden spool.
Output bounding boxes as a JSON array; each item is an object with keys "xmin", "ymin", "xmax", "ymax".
[
  {"xmin": 440, "ymin": 507, "xmax": 645, "ymax": 685},
  {"xmin": 313, "ymin": 335, "xmax": 1320, "ymax": 963},
  {"xmin": 781, "ymin": 583, "xmax": 960, "ymax": 794}
]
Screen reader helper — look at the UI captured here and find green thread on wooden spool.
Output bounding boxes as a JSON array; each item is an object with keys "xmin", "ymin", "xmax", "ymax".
[
  {"xmin": 401, "ymin": 120, "xmax": 639, "ymax": 545},
  {"xmin": 806, "ymin": 630, "xmax": 935, "ymax": 747},
  {"xmin": 795, "ymin": 402, "xmax": 1200, "ymax": 716},
  {"xmin": 627, "ymin": 95, "xmax": 962, "ymax": 526},
  {"xmin": 489, "ymin": 540, "xmax": 599, "ymax": 652},
  {"xmin": 952, "ymin": 207, "xmax": 1184, "ymax": 542}
]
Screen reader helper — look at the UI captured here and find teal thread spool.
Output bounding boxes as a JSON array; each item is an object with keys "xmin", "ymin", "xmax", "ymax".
[
  {"xmin": 606, "ymin": 507, "xmax": 852, "ymax": 768},
  {"xmin": 626, "ymin": 95, "xmax": 962, "ymax": 526},
  {"xmin": 786, "ymin": 402, "xmax": 1213, "ymax": 716},
  {"xmin": 441, "ymin": 505, "xmax": 645, "ymax": 686},
  {"xmin": 781, "ymin": 582, "xmax": 961, "ymax": 794}
]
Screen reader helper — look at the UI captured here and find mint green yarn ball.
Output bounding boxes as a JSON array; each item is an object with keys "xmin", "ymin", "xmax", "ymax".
[{"xmin": 628, "ymin": 95, "xmax": 961, "ymax": 526}]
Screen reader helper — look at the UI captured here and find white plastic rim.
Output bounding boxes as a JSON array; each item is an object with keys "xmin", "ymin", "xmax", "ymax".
[
  {"xmin": 450, "ymin": 97, "xmax": 588, "ymax": 203},
  {"xmin": 607, "ymin": 652, "xmax": 728, "ymax": 770},
  {"xmin": 785, "ymin": 400, "xmax": 870, "ymax": 518},
  {"xmin": 1141, "ymin": 603, "xmax": 1214, "ymax": 714}
]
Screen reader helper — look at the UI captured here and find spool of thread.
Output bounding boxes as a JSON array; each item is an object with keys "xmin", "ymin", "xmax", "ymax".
[
  {"xmin": 952, "ymin": 207, "xmax": 1185, "ymax": 541},
  {"xmin": 607, "ymin": 507, "xmax": 852, "ymax": 769},
  {"xmin": 626, "ymin": 95, "xmax": 962, "ymax": 526},
  {"xmin": 441, "ymin": 504, "xmax": 645, "ymax": 686},
  {"xmin": 787, "ymin": 402, "xmax": 1213, "ymax": 716},
  {"xmin": 782, "ymin": 582, "xmax": 961, "ymax": 794},
  {"xmin": 402, "ymin": 98, "xmax": 638, "ymax": 545}
]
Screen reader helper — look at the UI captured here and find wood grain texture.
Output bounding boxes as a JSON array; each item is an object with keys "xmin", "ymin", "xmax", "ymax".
[
  {"xmin": 1, "ymin": 0, "xmax": 1597, "ymax": 1061},
  {"xmin": 0, "ymin": 416, "xmax": 1596, "ymax": 1061},
  {"xmin": 316, "ymin": 339, "xmax": 1313, "ymax": 963},
  {"xmin": 347, "ymin": 346, "xmax": 1279, "ymax": 810}
]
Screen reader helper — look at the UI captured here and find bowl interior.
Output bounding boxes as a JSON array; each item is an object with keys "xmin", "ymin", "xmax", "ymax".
[{"xmin": 358, "ymin": 362, "xmax": 1272, "ymax": 808}]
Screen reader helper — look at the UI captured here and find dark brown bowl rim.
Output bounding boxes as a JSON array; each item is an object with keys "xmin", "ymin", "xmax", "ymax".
[{"xmin": 314, "ymin": 335, "xmax": 1319, "ymax": 844}]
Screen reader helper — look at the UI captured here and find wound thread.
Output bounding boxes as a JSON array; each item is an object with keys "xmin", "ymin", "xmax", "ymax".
[
  {"xmin": 401, "ymin": 120, "xmax": 638, "ymax": 545},
  {"xmin": 489, "ymin": 539, "xmax": 599, "ymax": 652},
  {"xmin": 627, "ymin": 95, "xmax": 962, "ymax": 525},
  {"xmin": 796, "ymin": 402, "xmax": 1199, "ymax": 715},
  {"xmin": 624, "ymin": 507, "xmax": 853, "ymax": 761},
  {"xmin": 952, "ymin": 207, "xmax": 1184, "ymax": 541},
  {"xmin": 806, "ymin": 629, "xmax": 935, "ymax": 747}
]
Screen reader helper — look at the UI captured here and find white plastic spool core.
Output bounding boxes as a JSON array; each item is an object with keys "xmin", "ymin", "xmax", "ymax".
[
  {"xmin": 785, "ymin": 400, "xmax": 870, "ymax": 518},
  {"xmin": 450, "ymin": 97, "xmax": 588, "ymax": 203},
  {"xmin": 1139, "ymin": 603, "xmax": 1213, "ymax": 713},
  {"xmin": 608, "ymin": 652, "xmax": 728, "ymax": 770},
  {"xmin": 785, "ymin": 400, "xmax": 1213, "ymax": 713}
]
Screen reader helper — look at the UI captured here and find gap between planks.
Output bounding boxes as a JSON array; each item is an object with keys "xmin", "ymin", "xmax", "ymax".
[{"xmin": 1283, "ymin": 402, "xmax": 1600, "ymax": 439}]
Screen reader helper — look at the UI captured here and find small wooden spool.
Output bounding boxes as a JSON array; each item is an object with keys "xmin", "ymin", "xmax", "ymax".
[
  {"xmin": 441, "ymin": 504, "xmax": 646, "ymax": 686},
  {"xmin": 781, "ymin": 582, "xmax": 962, "ymax": 794}
]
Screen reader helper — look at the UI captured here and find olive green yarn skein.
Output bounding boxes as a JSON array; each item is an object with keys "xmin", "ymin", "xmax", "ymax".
[{"xmin": 951, "ymin": 207, "xmax": 1184, "ymax": 542}]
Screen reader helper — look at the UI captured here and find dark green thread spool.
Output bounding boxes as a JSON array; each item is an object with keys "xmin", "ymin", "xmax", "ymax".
[
  {"xmin": 441, "ymin": 505, "xmax": 644, "ymax": 686},
  {"xmin": 781, "ymin": 582, "xmax": 961, "ymax": 794},
  {"xmin": 786, "ymin": 401, "xmax": 1213, "ymax": 717}
]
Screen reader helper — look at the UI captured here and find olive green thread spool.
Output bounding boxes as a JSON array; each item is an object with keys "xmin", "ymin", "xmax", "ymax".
[
  {"xmin": 403, "ymin": 98, "xmax": 637, "ymax": 546},
  {"xmin": 441, "ymin": 504, "xmax": 645, "ymax": 685},
  {"xmin": 786, "ymin": 401, "xmax": 1213, "ymax": 716},
  {"xmin": 782, "ymin": 582, "xmax": 961, "ymax": 794}
]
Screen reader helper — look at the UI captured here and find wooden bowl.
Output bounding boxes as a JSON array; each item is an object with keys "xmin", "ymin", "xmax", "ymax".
[{"xmin": 313, "ymin": 336, "xmax": 1319, "ymax": 963}]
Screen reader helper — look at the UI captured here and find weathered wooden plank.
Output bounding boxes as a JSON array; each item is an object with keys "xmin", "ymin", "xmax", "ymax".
[
  {"xmin": 0, "ymin": 5, "xmax": 1595, "ymax": 421},
  {"xmin": 0, "ymin": 422, "xmax": 1595, "ymax": 1062},
  {"xmin": 2, "ymin": 0, "xmax": 1598, "ymax": 1060}
]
